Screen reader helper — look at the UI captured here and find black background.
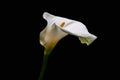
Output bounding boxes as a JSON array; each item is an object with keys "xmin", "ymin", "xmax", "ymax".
[{"xmin": 6, "ymin": 1, "xmax": 119, "ymax": 80}]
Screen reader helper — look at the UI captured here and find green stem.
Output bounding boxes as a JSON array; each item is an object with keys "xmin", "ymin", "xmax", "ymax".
[{"xmin": 39, "ymin": 54, "xmax": 49, "ymax": 80}]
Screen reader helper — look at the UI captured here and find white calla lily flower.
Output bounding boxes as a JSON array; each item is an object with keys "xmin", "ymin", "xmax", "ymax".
[
  {"xmin": 39, "ymin": 12, "xmax": 97, "ymax": 80},
  {"xmin": 40, "ymin": 12, "xmax": 97, "ymax": 55}
]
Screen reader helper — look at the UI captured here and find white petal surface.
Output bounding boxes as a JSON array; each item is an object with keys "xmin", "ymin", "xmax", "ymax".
[
  {"xmin": 55, "ymin": 19, "xmax": 97, "ymax": 45},
  {"xmin": 40, "ymin": 23, "xmax": 68, "ymax": 54}
]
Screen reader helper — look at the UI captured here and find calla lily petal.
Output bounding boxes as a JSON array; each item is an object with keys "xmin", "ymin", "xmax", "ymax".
[
  {"xmin": 55, "ymin": 21, "xmax": 97, "ymax": 45},
  {"xmin": 40, "ymin": 12, "xmax": 97, "ymax": 54},
  {"xmin": 40, "ymin": 13, "xmax": 68, "ymax": 54}
]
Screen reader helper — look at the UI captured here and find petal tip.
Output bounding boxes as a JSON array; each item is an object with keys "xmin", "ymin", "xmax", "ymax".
[
  {"xmin": 79, "ymin": 34, "xmax": 97, "ymax": 46},
  {"xmin": 43, "ymin": 12, "xmax": 55, "ymax": 20}
]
